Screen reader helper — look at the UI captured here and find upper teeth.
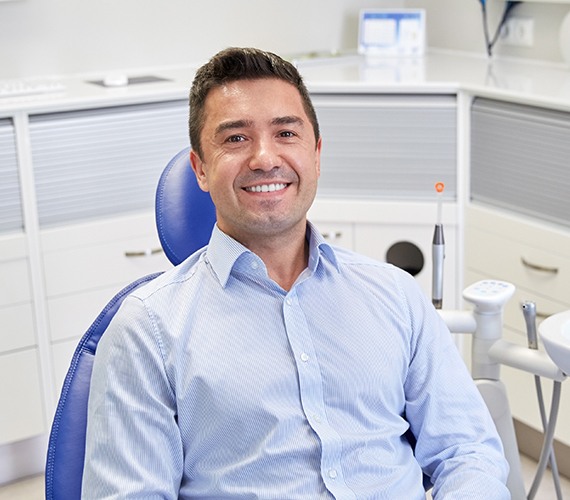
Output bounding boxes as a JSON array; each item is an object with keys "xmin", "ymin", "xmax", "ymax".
[{"xmin": 245, "ymin": 183, "xmax": 287, "ymax": 193}]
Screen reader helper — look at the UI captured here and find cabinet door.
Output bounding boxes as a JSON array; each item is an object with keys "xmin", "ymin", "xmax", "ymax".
[
  {"xmin": 471, "ymin": 98, "xmax": 570, "ymax": 229},
  {"xmin": 0, "ymin": 350, "xmax": 45, "ymax": 445},
  {"xmin": 29, "ymin": 100, "xmax": 189, "ymax": 227},
  {"xmin": 311, "ymin": 94, "xmax": 457, "ymax": 201},
  {"xmin": 0, "ymin": 118, "xmax": 23, "ymax": 234}
]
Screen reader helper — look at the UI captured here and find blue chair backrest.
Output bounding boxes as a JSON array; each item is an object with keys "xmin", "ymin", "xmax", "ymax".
[
  {"xmin": 45, "ymin": 148, "xmax": 216, "ymax": 500},
  {"xmin": 156, "ymin": 147, "xmax": 217, "ymax": 266}
]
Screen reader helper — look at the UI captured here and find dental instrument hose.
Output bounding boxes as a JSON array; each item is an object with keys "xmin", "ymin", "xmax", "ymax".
[
  {"xmin": 478, "ymin": 0, "xmax": 522, "ymax": 57},
  {"xmin": 522, "ymin": 301, "xmax": 563, "ymax": 500}
]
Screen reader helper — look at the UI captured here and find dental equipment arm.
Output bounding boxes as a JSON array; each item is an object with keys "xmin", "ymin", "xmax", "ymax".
[
  {"xmin": 522, "ymin": 301, "xmax": 563, "ymax": 500},
  {"xmin": 438, "ymin": 283, "xmax": 566, "ymax": 500}
]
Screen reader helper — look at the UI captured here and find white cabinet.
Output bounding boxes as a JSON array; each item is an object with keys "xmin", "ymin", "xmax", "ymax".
[
  {"xmin": 0, "ymin": 99, "xmax": 190, "ymax": 447},
  {"xmin": 469, "ymin": 97, "xmax": 570, "ymax": 447},
  {"xmin": 0, "ymin": 237, "xmax": 45, "ymax": 445},
  {"xmin": 0, "ymin": 118, "xmax": 45, "ymax": 446},
  {"xmin": 27, "ymin": 99, "xmax": 191, "ymax": 397}
]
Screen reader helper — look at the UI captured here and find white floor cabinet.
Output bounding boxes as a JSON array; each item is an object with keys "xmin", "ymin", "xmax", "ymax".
[{"xmin": 467, "ymin": 97, "xmax": 570, "ymax": 447}]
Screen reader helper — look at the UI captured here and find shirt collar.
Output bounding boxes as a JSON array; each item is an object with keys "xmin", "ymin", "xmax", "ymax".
[{"xmin": 205, "ymin": 222, "xmax": 339, "ymax": 288}]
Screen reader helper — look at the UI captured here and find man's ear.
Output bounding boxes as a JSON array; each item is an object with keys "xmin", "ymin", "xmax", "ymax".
[{"xmin": 189, "ymin": 149, "xmax": 209, "ymax": 192}]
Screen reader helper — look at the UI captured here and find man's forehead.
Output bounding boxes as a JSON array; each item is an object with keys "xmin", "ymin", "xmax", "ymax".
[{"xmin": 204, "ymin": 79, "xmax": 308, "ymax": 125}]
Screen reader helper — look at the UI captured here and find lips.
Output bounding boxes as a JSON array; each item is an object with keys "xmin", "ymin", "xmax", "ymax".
[{"xmin": 243, "ymin": 183, "xmax": 288, "ymax": 193}]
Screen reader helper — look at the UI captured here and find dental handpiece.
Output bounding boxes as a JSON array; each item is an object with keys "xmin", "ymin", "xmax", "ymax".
[
  {"xmin": 431, "ymin": 224, "xmax": 445, "ymax": 309},
  {"xmin": 522, "ymin": 301, "xmax": 538, "ymax": 349},
  {"xmin": 431, "ymin": 182, "xmax": 445, "ymax": 309}
]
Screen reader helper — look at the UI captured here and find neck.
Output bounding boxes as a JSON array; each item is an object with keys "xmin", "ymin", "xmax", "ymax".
[{"xmin": 241, "ymin": 225, "xmax": 309, "ymax": 291}]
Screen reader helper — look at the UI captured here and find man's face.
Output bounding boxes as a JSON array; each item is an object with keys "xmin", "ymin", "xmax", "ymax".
[{"xmin": 190, "ymin": 78, "xmax": 321, "ymax": 245}]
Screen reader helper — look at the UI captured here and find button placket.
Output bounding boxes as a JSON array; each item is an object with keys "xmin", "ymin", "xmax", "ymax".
[{"xmin": 281, "ymin": 289, "xmax": 356, "ymax": 499}]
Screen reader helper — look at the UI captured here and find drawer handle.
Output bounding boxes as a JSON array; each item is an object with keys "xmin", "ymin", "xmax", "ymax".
[
  {"xmin": 124, "ymin": 248, "xmax": 164, "ymax": 258},
  {"xmin": 322, "ymin": 231, "xmax": 343, "ymax": 240},
  {"xmin": 521, "ymin": 257, "xmax": 559, "ymax": 275}
]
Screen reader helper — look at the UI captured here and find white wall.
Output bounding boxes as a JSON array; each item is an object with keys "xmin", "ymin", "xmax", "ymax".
[
  {"xmin": 0, "ymin": 0, "xmax": 402, "ymax": 79},
  {"xmin": 407, "ymin": 0, "xmax": 570, "ymax": 63},
  {"xmin": 1, "ymin": 0, "xmax": 569, "ymax": 81}
]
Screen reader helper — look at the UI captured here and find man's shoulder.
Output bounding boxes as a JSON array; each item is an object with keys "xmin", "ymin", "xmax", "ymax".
[{"xmin": 130, "ymin": 248, "xmax": 209, "ymax": 301}]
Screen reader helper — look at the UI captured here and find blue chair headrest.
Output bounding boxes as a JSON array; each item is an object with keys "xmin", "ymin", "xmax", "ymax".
[{"xmin": 155, "ymin": 147, "xmax": 217, "ymax": 265}]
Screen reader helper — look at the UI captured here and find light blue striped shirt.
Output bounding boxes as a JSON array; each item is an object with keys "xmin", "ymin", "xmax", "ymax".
[{"xmin": 83, "ymin": 222, "xmax": 509, "ymax": 499}]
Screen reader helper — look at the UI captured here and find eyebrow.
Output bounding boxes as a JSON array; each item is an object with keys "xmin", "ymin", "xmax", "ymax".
[
  {"xmin": 271, "ymin": 115, "xmax": 305, "ymax": 127},
  {"xmin": 214, "ymin": 115, "xmax": 305, "ymax": 137},
  {"xmin": 215, "ymin": 119, "xmax": 253, "ymax": 137}
]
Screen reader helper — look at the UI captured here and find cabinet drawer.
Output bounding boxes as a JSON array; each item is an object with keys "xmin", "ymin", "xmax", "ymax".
[
  {"xmin": 0, "ymin": 259, "xmax": 32, "ymax": 307},
  {"xmin": 48, "ymin": 284, "xmax": 141, "ymax": 343},
  {"xmin": 41, "ymin": 213, "xmax": 171, "ymax": 297},
  {"xmin": 0, "ymin": 349, "xmax": 45, "ymax": 445},
  {"xmin": 466, "ymin": 206, "xmax": 570, "ymax": 304},
  {"xmin": 0, "ymin": 303, "xmax": 36, "ymax": 352},
  {"xmin": 467, "ymin": 226, "xmax": 570, "ymax": 304},
  {"xmin": 43, "ymin": 234, "xmax": 169, "ymax": 297}
]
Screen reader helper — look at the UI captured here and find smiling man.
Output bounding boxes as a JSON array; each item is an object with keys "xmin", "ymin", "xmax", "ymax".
[{"xmin": 82, "ymin": 47, "xmax": 510, "ymax": 499}]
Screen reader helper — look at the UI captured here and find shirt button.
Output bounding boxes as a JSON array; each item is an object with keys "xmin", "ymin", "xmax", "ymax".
[
  {"xmin": 251, "ymin": 261, "xmax": 259, "ymax": 269},
  {"xmin": 286, "ymin": 298, "xmax": 293, "ymax": 306},
  {"xmin": 328, "ymin": 469, "xmax": 338, "ymax": 479},
  {"xmin": 300, "ymin": 352, "xmax": 309, "ymax": 362}
]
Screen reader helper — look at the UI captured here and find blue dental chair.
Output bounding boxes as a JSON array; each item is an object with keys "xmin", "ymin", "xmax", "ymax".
[{"xmin": 44, "ymin": 147, "xmax": 216, "ymax": 500}]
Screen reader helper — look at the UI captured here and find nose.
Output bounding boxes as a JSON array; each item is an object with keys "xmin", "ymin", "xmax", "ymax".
[{"xmin": 248, "ymin": 138, "xmax": 280, "ymax": 171}]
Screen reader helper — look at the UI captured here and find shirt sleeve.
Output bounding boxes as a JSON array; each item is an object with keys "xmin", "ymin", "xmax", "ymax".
[
  {"xmin": 81, "ymin": 295, "xmax": 183, "ymax": 499},
  {"xmin": 398, "ymin": 271, "xmax": 511, "ymax": 498}
]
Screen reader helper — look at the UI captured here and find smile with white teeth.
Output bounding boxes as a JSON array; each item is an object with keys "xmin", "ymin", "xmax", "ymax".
[{"xmin": 244, "ymin": 183, "xmax": 288, "ymax": 193}]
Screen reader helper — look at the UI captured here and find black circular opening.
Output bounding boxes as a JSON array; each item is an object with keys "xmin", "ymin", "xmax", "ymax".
[{"xmin": 385, "ymin": 241, "xmax": 424, "ymax": 277}]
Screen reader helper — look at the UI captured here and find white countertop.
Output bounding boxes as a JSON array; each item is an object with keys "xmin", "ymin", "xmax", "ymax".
[
  {"xmin": 2, "ymin": 50, "xmax": 570, "ymax": 115},
  {"xmin": 297, "ymin": 51, "xmax": 570, "ymax": 112}
]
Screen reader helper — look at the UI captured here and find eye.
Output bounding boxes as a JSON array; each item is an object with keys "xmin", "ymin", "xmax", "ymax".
[
  {"xmin": 227, "ymin": 134, "xmax": 246, "ymax": 143},
  {"xmin": 279, "ymin": 130, "xmax": 297, "ymax": 138}
]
